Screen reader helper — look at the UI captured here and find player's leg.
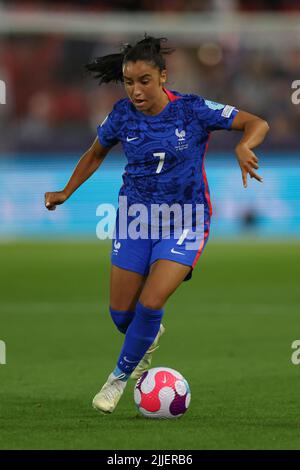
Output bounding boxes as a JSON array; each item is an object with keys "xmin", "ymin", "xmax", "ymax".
[
  {"xmin": 139, "ymin": 259, "xmax": 192, "ymax": 309},
  {"xmin": 129, "ymin": 260, "xmax": 190, "ymax": 379},
  {"xmin": 93, "ymin": 265, "xmax": 147, "ymax": 415},
  {"xmin": 122, "ymin": 222, "xmax": 210, "ymax": 381},
  {"xmin": 109, "ymin": 264, "xmax": 166, "ymax": 381},
  {"xmin": 114, "ymin": 260, "xmax": 190, "ymax": 379},
  {"xmin": 108, "ymin": 207, "xmax": 151, "ymax": 334},
  {"xmin": 93, "ymin": 260, "xmax": 193, "ymax": 414},
  {"xmin": 93, "ymin": 222, "xmax": 152, "ymax": 414},
  {"xmin": 92, "ymin": 261, "xmax": 189, "ymax": 414},
  {"xmin": 109, "ymin": 264, "xmax": 146, "ymax": 334}
]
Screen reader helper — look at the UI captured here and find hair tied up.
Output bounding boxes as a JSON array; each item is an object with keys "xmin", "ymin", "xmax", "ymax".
[{"xmin": 85, "ymin": 33, "xmax": 174, "ymax": 86}]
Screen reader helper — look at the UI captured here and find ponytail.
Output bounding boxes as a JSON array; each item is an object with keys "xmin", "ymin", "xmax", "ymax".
[{"xmin": 85, "ymin": 33, "xmax": 174, "ymax": 86}]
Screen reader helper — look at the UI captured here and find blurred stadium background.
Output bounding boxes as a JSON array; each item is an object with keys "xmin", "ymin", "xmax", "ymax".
[{"xmin": 1, "ymin": 0, "xmax": 300, "ymax": 451}]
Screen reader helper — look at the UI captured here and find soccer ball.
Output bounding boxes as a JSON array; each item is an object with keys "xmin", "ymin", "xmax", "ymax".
[{"xmin": 134, "ymin": 367, "xmax": 191, "ymax": 419}]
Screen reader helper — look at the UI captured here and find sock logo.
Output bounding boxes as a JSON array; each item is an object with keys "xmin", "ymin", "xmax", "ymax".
[{"xmin": 124, "ymin": 356, "xmax": 138, "ymax": 364}]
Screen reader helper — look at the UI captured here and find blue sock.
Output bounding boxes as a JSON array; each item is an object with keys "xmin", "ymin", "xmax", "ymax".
[
  {"xmin": 112, "ymin": 366, "xmax": 128, "ymax": 381},
  {"xmin": 115, "ymin": 301, "xmax": 164, "ymax": 379},
  {"xmin": 109, "ymin": 307, "xmax": 135, "ymax": 334}
]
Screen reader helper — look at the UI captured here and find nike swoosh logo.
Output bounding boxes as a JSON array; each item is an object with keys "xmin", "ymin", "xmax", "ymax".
[
  {"xmin": 124, "ymin": 356, "xmax": 138, "ymax": 363},
  {"xmin": 171, "ymin": 248, "xmax": 185, "ymax": 255},
  {"xmin": 126, "ymin": 137, "xmax": 138, "ymax": 142}
]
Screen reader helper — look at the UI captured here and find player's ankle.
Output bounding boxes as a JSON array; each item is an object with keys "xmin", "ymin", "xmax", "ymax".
[{"xmin": 112, "ymin": 366, "xmax": 130, "ymax": 382}]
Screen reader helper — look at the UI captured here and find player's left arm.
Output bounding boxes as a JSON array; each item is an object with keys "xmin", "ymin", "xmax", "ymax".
[{"xmin": 231, "ymin": 110, "xmax": 270, "ymax": 188}]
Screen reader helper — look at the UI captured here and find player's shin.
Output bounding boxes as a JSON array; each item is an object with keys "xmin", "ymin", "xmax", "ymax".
[{"xmin": 113, "ymin": 301, "xmax": 164, "ymax": 381}]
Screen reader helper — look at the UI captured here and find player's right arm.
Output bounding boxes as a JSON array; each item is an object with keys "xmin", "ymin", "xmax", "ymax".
[{"xmin": 44, "ymin": 137, "xmax": 111, "ymax": 211}]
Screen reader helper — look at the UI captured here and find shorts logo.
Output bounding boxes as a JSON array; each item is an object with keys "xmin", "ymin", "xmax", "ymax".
[
  {"xmin": 171, "ymin": 248, "xmax": 185, "ymax": 255},
  {"xmin": 113, "ymin": 240, "xmax": 121, "ymax": 254}
]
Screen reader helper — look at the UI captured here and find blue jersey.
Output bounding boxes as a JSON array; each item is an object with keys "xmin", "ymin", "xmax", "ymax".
[{"xmin": 97, "ymin": 88, "xmax": 238, "ymax": 223}]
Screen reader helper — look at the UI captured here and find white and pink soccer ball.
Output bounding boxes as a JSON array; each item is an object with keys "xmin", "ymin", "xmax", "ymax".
[{"xmin": 134, "ymin": 367, "xmax": 191, "ymax": 419}]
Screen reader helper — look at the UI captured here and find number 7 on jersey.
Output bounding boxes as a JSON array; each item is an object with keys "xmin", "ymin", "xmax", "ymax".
[{"xmin": 153, "ymin": 152, "xmax": 166, "ymax": 174}]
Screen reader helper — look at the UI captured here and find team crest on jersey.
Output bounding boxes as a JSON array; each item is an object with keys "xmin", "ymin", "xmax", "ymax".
[
  {"xmin": 175, "ymin": 128, "xmax": 186, "ymax": 142},
  {"xmin": 175, "ymin": 128, "xmax": 188, "ymax": 151}
]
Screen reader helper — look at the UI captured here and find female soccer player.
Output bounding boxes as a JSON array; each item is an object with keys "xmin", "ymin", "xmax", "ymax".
[{"xmin": 45, "ymin": 35, "xmax": 269, "ymax": 414}]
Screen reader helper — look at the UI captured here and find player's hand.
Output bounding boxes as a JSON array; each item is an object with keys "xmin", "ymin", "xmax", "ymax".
[
  {"xmin": 235, "ymin": 143, "xmax": 263, "ymax": 188},
  {"xmin": 44, "ymin": 191, "xmax": 68, "ymax": 211}
]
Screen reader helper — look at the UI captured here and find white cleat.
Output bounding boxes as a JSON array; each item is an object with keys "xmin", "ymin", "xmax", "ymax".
[
  {"xmin": 92, "ymin": 373, "xmax": 127, "ymax": 414},
  {"xmin": 130, "ymin": 324, "xmax": 166, "ymax": 380}
]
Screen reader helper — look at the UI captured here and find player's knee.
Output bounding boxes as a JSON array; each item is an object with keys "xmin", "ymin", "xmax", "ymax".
[
  {"xmin": 138, "ymin": 297, "xmax": 165, "ymax": 311},
  {"xmin": 109, "ymin": 306, "xmax": 134, "ymax": 334}
]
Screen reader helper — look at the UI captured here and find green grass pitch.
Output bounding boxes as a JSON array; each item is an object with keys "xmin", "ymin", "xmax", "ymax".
[{"xmin": 0, "ymin": 240, "xmax": 300, "ymax": 450}]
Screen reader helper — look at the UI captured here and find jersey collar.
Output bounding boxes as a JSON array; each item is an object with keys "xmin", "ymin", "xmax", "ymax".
[{"xmin": 163, "ymin": 87, "xmax": 180, "ymax": 102}]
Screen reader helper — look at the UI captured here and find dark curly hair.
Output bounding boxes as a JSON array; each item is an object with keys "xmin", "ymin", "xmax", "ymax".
[{"xmin": 85, "ymin": 33, "xmax": 174, "ymax": 85}]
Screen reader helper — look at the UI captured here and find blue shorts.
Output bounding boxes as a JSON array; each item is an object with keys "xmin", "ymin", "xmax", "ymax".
[{"xmin": 111, "ymin": 209, "xmax": 210, "ymax": 282}]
